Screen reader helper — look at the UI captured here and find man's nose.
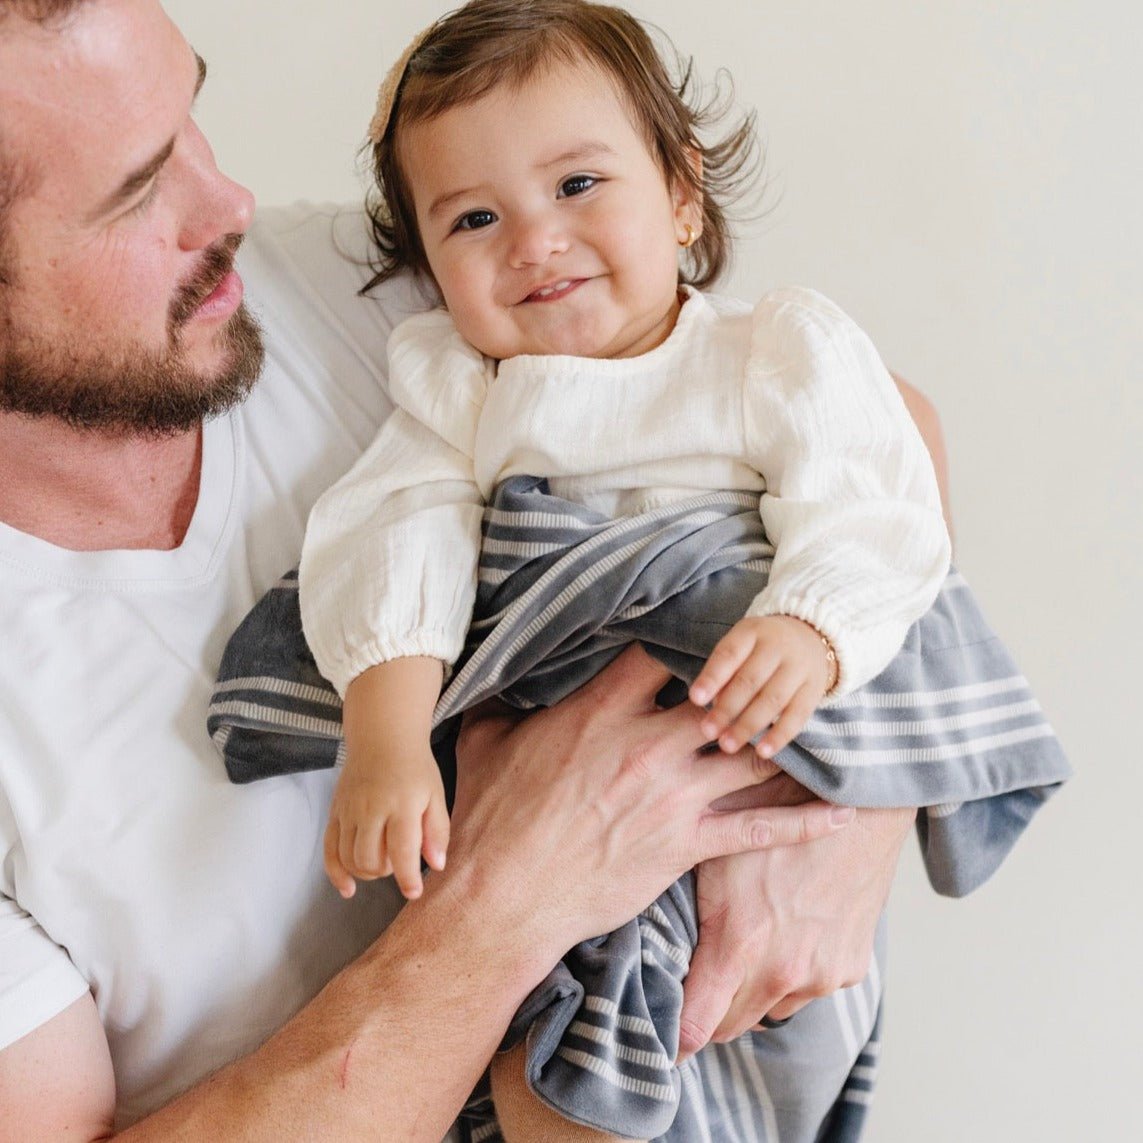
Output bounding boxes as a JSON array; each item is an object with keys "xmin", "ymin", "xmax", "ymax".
[{"xmin": 177, "ymin": 120, "xmax": 256, "ymax": 252}]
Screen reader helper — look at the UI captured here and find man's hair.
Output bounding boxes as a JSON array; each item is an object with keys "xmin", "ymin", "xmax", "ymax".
[
  {"xmin": 363, "ymin": 0, "xmax": 762, "ymax": 294},
  {"xmin": 0, "ymin": 1, "xmax": 89, "ymax": 286}
]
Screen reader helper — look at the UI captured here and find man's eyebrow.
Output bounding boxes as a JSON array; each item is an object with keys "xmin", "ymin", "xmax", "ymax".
[
  {"xmin": 87, "ymin": 54, "xmax": 207, "ymax": 222},
  {"xmin": 425, "ymin": 142, "xmax": 617, "ymax": 222}
]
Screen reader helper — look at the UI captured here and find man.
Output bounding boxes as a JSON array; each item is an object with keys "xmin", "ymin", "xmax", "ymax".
[{"xmin": 0, "ymin": 1, "xmax": 930, "ymax": 1137}]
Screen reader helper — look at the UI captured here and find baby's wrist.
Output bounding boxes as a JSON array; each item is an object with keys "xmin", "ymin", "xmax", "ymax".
[{"xmin": 774, "ymin": 613, "xmax": 839, "ymax": 695}]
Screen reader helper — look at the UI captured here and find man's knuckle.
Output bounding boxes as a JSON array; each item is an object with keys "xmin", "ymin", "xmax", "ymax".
[
  {"xmin": 703, "ymin": 958, "xmax": 743, "ymax": 993},
  {"xmin": 678, "ymin": 1016, "xmax": 713, "ymax": 1051},
  {"xmin": 795, "ymin": 813, "xmax": 814, "ymax": 844},
  {"xmin": 749, "ymin": 753, "xmax": 775, "ymax": 783},
  {"xmin": 624, "ymin": 740, "xmax": 659, "ymax": 781},
  {"xmin": 767, "ymin": 960, "xmax": 806, "ymax": 997},
  {"xmin": 748, "ymin": 816, "xmax": 775, "ymax": 846}
]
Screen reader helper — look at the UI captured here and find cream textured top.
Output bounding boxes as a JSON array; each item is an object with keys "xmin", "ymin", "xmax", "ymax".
[{"xmin": 300, "ymin": 286, "xmax": 951, "ymax": 699}]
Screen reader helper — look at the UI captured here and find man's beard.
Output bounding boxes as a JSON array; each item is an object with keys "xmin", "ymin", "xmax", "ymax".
[{"xmin": 0, "ymin": 234, "xmax": 265, "ymax": 436}]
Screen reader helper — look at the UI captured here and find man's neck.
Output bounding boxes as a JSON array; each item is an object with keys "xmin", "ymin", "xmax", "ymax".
[{"xmin": 0, "ymin": 412, "xmax": 204, "ymax": 551}]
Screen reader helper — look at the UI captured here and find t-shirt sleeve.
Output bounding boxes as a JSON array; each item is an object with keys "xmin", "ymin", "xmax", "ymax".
[
  {"xmin": 242, "ymin": 202, "xmax": 435, "ymax": 405},
  {"xmin": 0, "ymin": 893, "xmax": 89, "ymax": 1052}
]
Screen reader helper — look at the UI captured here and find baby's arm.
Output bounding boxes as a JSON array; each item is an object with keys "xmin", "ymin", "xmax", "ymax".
[
  {"xmin": 326, "ymin": 656, "xmax": 448, "ymax": 900},
  {"xmin": 299, "ymin": 314, "xmax": 493, "ymax": 897},
  {"xmin": 300, "ymin": 311, "xmax": 492, "ymax": 703},
  {"xmin": 302, "ymin": 409, "xmax": 478, "ymax": 900},
  {"xmin": 741, "ymin": 290, "xmax": 951, "ymax": 688},
  {"xmin": 693, "ymin": 291, "xmax": 952, "ymax": 755}
]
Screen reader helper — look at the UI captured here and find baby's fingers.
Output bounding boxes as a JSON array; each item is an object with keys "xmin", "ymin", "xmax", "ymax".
[
  {"xmin": 718, "ymin": 664, "xmax": 801, "ymax": 753},
  {"xmin": 690, "ymin": 628, "xmax": 757, "ymax": 710},
  {"xmin": 699, "ymin": 650, "xmax": 782, "ymax": 741},
  {"xmin": 386, "ymin": 815, "xmax": 426, "ymax": 900},
  {"xmin": 324, "ymin": 818, "xmax": 357, "ymax": 900},
  {"xmin": 422, "ymin": 791, "xmax": 451, "ymax": 873},
  {"xmin": 755, "ymin": 683, "xmax": 819, "ymax": 759},
  {"xmin": 350, "ymin": 817, "xmax": 388, "ymax": 881}
]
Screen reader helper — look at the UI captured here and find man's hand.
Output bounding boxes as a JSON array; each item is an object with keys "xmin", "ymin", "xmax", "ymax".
[
  {"xmin": 448, "ymin": 645, "xmax": 856, "ymax": 952},
  {"xmin": 677, "ymin": 794, "xmax": 916, "ymax": 1058}
]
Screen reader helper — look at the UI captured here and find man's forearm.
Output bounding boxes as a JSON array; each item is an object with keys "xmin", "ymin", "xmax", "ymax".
[
  {"xmin": 120, "ymin": 876, "xmax": 551, "ymax": 1141},
  {"xmin": 3, "ymin": 649, "xmax": 855, "ymax": 1142}
]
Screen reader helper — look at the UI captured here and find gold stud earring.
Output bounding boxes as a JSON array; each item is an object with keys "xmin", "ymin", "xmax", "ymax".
[{"xmin": 678, "ymin": 224, "xmax": 698, "ymax": 249}]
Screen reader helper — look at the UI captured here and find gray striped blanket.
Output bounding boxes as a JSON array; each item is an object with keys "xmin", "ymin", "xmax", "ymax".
[{"xmin": 209, "ymin": 476, "xmax": 1069, "ymax": 1141}]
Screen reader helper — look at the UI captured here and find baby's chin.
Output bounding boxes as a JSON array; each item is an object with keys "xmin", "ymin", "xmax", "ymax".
[
  {"xmin": 477, "ymin": 326, "xmax": 647, "ymax": 362},
  {"xmin": 462, "ymin": 305, "xmax": 675, "ymax": 361}
]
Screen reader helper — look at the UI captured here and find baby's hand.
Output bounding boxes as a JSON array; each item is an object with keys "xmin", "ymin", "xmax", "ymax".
[
  {"xmin": 323, "ymin": 747, "xmax": 449, "ymax": 901},
  {"xmin": 689, "ymin": 615, "xmax": 836, "ymax": 759}
]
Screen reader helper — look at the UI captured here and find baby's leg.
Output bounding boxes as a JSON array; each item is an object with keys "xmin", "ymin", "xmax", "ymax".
[{"xmin": 490, "ymin": 1043, "xmax": 646, "ymax": 1143}]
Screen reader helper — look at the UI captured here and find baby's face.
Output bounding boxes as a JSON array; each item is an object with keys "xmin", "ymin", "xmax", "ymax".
[{"xmin": 399, "ymin": 58, "xmax": 697, "ymax": 361}]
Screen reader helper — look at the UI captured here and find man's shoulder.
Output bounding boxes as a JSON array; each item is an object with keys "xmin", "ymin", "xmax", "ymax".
[
  {"xmin": 237, "ymin": 203, "xmax": 435, "ymax": 420},
  {"xmin": 241, "ymin": 202, "xmax": 433, "ymax": 348}
]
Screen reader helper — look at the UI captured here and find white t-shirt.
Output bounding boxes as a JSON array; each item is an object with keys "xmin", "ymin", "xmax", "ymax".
[{"xmin": 0, "ymin": 204, "xmax": 431, "ymax": 1128}]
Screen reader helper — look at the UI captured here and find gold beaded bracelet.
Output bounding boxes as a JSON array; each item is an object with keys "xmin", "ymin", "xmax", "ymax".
[{"xmin": 820, "ymin": 634, "xmax": 839, "ymax": 696}]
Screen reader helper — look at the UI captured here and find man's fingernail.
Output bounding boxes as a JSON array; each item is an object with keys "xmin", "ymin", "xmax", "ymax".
[{"xmin": 830, "ymin": 806, "xmax": 856, "ymax": 825}]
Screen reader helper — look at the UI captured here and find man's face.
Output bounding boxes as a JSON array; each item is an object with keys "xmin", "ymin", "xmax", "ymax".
[{"xmin": 0, "ymin": 0, "xmax": 263, "ymax": 435}]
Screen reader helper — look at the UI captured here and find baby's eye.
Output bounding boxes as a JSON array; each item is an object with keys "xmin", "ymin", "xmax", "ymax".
[
  {"xmin": 453, "ymin": 209, "xmax": 497, "ymax": 232},
  {"xmin": 558, "ymin": 174, "xmax": 597, "ymax": 198}
]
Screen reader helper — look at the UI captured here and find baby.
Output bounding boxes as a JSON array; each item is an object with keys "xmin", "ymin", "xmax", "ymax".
[{"xmin": 299, "ymin": 1, "xmax": 950, "ymax": 1138}]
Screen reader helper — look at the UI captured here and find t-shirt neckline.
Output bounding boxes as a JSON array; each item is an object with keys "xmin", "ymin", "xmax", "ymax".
[{"xmin": 0, "ymin": 413, "xmax": 242, "ymax": 592}]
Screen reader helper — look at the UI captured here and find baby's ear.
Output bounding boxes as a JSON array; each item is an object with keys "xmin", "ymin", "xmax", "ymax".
[{"xmin": 672, "ymin": 146, "xmax": 704, "ymax": 218}]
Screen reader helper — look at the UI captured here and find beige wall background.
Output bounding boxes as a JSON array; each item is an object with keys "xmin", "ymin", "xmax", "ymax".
[{"xmin": 165, "ymin": 1, "xmax": 1142, "ymax": 1138}]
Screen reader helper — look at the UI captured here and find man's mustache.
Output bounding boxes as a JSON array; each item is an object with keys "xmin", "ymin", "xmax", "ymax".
[{"xmin": 169, "ymin": 233, "xmax": 244, "ymax": 329}]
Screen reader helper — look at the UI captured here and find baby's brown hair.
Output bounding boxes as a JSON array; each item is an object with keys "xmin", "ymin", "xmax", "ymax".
[{"xmin": 363, "ymin": 0, "xmax": 761, "ymax": 294}]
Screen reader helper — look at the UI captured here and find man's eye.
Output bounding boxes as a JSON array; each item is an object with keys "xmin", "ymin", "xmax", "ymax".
[
  {"xmin": 559, "ymin": 174, "xmax": 597, "ymax": 198},
  {"xmin": 454, "ymin": 209, "xmax": 497, "ymax": 232},
  {"xmin": 126, "ymin": 180, "xmax": 160, "ymax": 218}
]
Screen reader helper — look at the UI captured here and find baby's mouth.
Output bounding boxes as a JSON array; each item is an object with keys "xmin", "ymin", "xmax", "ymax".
[{"xmin": 523, "ymin": 279, "xmax": 585, "ymax": 303}]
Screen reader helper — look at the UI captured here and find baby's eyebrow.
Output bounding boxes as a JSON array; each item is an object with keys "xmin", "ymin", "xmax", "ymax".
[
  {"xmin": 426, "ymin": 184, "xmax": 488, "ymax": 222},
  {"xmin": 539, "ymin": 141, "xmax": 617, "ymax": 169}
]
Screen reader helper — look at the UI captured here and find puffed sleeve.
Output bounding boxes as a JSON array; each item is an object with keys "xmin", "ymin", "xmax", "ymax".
[
  {"xmin": 742, "ymin": 288, "xmax": 951, "ymax": 694},
  {"xmin": 299, "ymin": 311, "xmax": 493, "ymax": 697}
]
